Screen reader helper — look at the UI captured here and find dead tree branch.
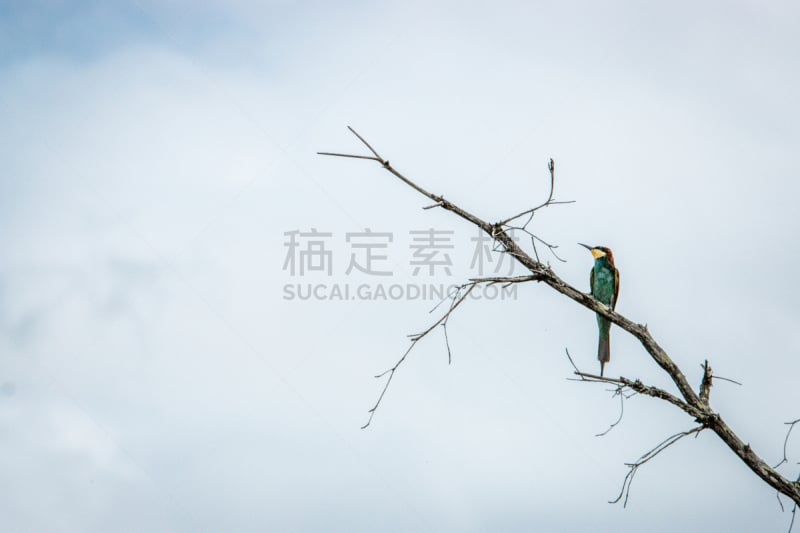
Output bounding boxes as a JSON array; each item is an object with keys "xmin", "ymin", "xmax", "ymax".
[
  {"xmin": 610, "ymin": 426, "xmax": 705, "ymax": 507},
  {"xmin": 497, "ymin": 158, "xmax": 574, "ymax": 226},
  {"xmin": 595, "ymin": 386, "xmax": 627, "ymax": 437},
  {"xmin": 571, "ymin": 370, "xmax": 705, "ymax": 420},
  {"xmin": 360, "ymin": 275, "xmax": 540, "ymax": 429},
  {"xmin": 775, "ymin": 419, "xmax": 800, "ymax": 469},
  {"xmin": 566, "ymin": 350, "xmax": 714, "ymax": 493},
  {"xmin": 319, "ymin": 127, "xmax": 800, "ymax": 505},
  {"xmin": 699, "ymin": 359, "xmax": 713, "ymax": 404},
  {"xmin": 779, "ymin": 474, "xmax": 800, "ymax": 533},
  {"xmin": 567, "ymin": 349, "xmax": 695, "ymax": 439}
]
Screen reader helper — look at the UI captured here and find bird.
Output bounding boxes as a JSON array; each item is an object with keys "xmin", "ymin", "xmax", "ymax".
[{"xmin": 579, "ymin": 243, "xmax": 620, "ymax": 377}]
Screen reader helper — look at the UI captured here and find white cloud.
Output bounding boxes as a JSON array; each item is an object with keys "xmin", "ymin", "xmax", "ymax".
[{"xmin": 1, "ymin": 1, "xmax": 799, "ymax": 531}]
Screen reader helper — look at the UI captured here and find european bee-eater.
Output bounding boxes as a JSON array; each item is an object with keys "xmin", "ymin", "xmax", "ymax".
[{"xmin": 579, "ymin": 243, "xmax": 620, "ymax": 376}]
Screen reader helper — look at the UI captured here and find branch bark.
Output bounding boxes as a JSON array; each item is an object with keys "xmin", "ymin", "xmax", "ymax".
[{"xmin": 318, "ymin": 127, "xmax": 800, "ymax": 506}]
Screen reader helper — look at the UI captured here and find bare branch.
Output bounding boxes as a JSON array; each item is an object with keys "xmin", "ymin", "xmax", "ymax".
[
  {"xmin": 610, "ymin": 426, "xmax": 705, "ymax": 507},
  {"xmin": 320, "ymin": 127, "xmax": 800, "ymax": 505},
  {"xmin": 505, "ymin": 218, "xmax": 567, "ymax": 263},
  {"xmin": 784, "ymin": 475, "xmax": 800, "ymax": 533},
  {"xmin": 572, "ymin": 371, "xmax": 705, "ymax": 420},
  {"xmin": 316, "ymin": 152, "xmax": 381, "ymax": 162},
  {"xmin": 497, "ymin": 158, "xmax": 574, "ymax": 226},
  {"xmin": 714, "ymin": 375, "xmax": 743, "ymax": 386},
  {"xmin": 564, "ymin": 348, "xmax": 581, "ymax": 375},
  {"xmin": 468, "ymin": 274, "xmax": 540, "ymax": 284},
  {"xmin": 361, "ymin": 282, "xmax": 476, "ymax": 429},
  {"xmin": 442, "ymin": 317, "xmax": 453, "ymax": 365},
  {"xmin": 781, "ymin": 484, "xmax": 800, "ymax": 533},
  {"xmin": 566, "ymin": 349, "xmax": 635, "ymax": 437},
  {"xmin": 775, "ymin": 419, "xmax": 800, "ymax": 469},
  {"xmin": 700, "ymin": 359, "xmax": 713, "ymax": 404},
  {"xmin": 493, "ymin": 160, "xmax": 573, "ymax": 263},
  {"xmin": 347, "ymin": 125, "xmax": 383, "ymax": 160},
  {"xmin": 596, "ymin": 387, "xmax": 626, "ymax": 437},
  {"xmin": 361, "ymin": 275, "xmax": 541, "ymax": 428}
]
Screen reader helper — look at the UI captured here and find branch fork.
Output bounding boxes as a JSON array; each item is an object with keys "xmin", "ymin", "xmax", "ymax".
[{"xmin": 319, "ymin": 126, "xmax": 800, "ymax": 507}]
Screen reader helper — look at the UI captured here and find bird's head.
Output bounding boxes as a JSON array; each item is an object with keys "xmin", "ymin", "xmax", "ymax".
[{"xmin": 579, "ymin": 243, "xmax": 616, "ymax": 266}]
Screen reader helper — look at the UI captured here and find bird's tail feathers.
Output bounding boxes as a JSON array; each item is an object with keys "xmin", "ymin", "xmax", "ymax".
[{"xmin": 598, "ymin": 336, "xmax": 610, "ymax": 376}]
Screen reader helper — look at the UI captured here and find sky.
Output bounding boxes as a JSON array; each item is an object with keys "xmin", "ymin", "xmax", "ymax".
[{"xmin": 2, "ymin": 0, "xmax": 800, "ymax": 531}]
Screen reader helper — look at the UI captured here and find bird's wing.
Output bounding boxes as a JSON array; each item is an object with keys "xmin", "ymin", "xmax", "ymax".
[
  {"xmin": 589, "ymin": 267, "xmax": 595, "ymax": 296},
  {"xmin": 612, "ymin": 267, "xmax": 620, "ymax": 310}
]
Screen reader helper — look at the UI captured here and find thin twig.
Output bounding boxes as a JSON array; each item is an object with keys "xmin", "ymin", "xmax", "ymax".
[
  {"xmin": 505, "ymin": 220, "xmax": 567, "ymax": 263},
  {"xmin": 443, "ymin": 321, "xmax": 452, "ymax": 365},
  {"xmin": 567, "ymin": 348, "xmax": 626, "ymax": 436},
  {"xmin": 714, "ymin": 375, "xmax": 743, "ymax": 386},
  {"xmin": 775, "ymin": 419, "xmax": 800, "ymax": 469},
  {"xmin": 361, "ymin": 283, "xmax": 477, "ymax": 429},
  {"xmin": 347, "ymin": 125, "xmax": 383, "ymax": 160},
  {"xmin": 567, "ymin": 349, "xmax": 683, "ymax": 438},
  {"xmin": 596, "ymin": 388, "xmax": 626, "ymax": 437},
  {"xmin": 564, "ymin": 348, "xmax": 581, "ymax": 375},
  {"xmin": 468, "ymin": 275, "xmax": 539, "ymax": 284},
  {"xmin": 316, "ymin": 152, "xmax": 381, "ymax": 162},
  {"xmin": 439, "ymin": 283, "xmax": 469, "ymax": 365},
  {"xmin": 497, "ymin": 159, "xmax": 574, "ymax": 226},
  {"xmin": 498, "ymin": 162, "xmax": 573, "ymax": 263},
  {"xmin": 361, "ymin": 276, "xmax": 540, "ymax": 428},
  {"xmin": 610, "ymin": 426, "xmax": 705, "ymax": 507}
]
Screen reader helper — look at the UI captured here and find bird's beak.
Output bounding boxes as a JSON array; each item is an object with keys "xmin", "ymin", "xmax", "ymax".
[{"xmin": 578, "ymin": 243, "xmax": 593, "ymax": 251}]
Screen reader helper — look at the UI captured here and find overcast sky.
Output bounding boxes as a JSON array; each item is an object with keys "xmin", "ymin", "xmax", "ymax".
[{"xmin": 2, "ymin": 1, "xmax": 800, "ymax": 531}]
